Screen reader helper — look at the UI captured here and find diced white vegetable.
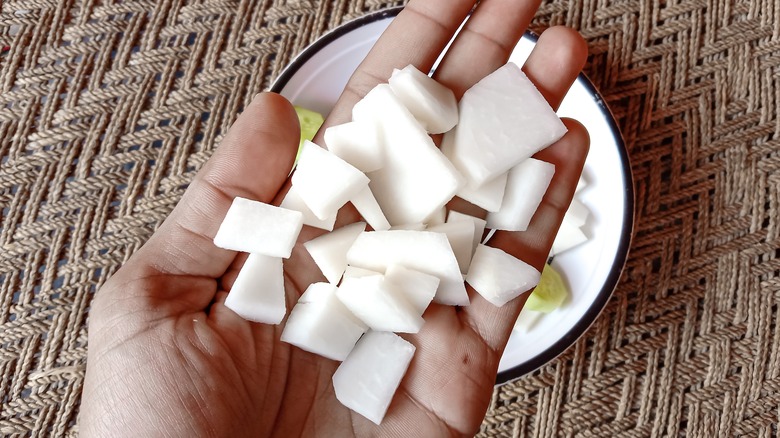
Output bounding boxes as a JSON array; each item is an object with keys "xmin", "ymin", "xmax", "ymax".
[
  {"xmin": 550, "ymin": 219, "xmax": 588, "ymax": 255},
  {"xmin": 304, "ymin": 222, "xmax": 367, "ymax": 284},
  {"xmin": 343, "ymin": 266, "xmax": 381, "ymax": 279},
  {"xmin": 332, "ymin": 331, "xmax": 415, "ymax": 425},
  {"xmin": 425, "ymin": 206, "xmax": 447, "ymax": 226},
  {"xmin": 390, "ymin": 223, "xmax": 427, "ymax": 231},
  {"xmin": 323, "ymin": 121, "xmax": 384, "ymax": 173},
  {"xmin": 350, "ymin": 186, "xmax": 391, "ymax": 231},
  {"xmin": 563, "ymin": 198, "xmax": 589, "ymax": 227},
  {"xmin": 455, "ymin": 168, "xmax": 508, "ymax": 213},
  {"xmin": 336, "ymin": 275, "xmax": 424, "ymax": 333},
  {"xmin": 214, "ymin": 197, "xmax": 303, "ymax": 258},
  {"xmin": 384, "ymin": 264, "xmax": 438, "ymax": 316},
  {"xmin": 225, "ymin": 254, "xmax": 286, "ymax": 324},
  {"xmin": 446, "ymin": 210, "xmax": 487, "ymax": 253},
  {"xmin": 291, "ymin": 140, "xmax": 369, "ymax": 220},
  {"xmin": 486, "ymin": 158, "xmax": 555, "ymax": 231},
  {"xmin": 442, "ymin": 63, "xmax": 567, "ymax": 186},
  {"xmin": 465, "ymin": 244, "xmax": 540, "ymax": 307},
  {"xmin": 387, "ymin": 65, "xmax": 458, "ymax": 134},
  {"xmin": 346, "ymin": 230, "xmax": 469, "ymax": 306},
  {"xmin": 427, "ymin": 221, "xmax": 476, "ymax": 274},
  {"xmin": 281, "ymin": 283, "xmax": 367, "ymax": 361},
  {"xmin": 280, "ymin": 185, "xmax": 337, "ymax": 231},
  {"xmin": 353, "ymin": 84, "xmax": 463, "ymax": 225}
]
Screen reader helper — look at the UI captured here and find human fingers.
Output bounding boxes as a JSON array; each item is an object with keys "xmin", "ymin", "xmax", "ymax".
[
  {"xmin": 321, "ymin": 0, "xmax": 476, "ymax": 129},
  {"xmin": 130, "ymin": 93, "xmax": 299, "ymax": 281},
  {"xmin": 433, "ymin": 0, "xmax": 543, "ymax": 97},
  {"xmin": 456, "ymin": 27, "xmax": 589, "ymax": 350},
  {"xmin": 460, "ymin": 119, "xmax": 589, "ymax": 351}
]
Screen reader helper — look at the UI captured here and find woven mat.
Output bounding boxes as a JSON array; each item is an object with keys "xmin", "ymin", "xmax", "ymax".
[{"xmin": 2, "ymin": 0, "xmax": 779, "ymax": 436}]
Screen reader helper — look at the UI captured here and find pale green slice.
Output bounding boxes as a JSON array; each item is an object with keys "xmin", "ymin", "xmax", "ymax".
[
  {"xmin": 524, "ymin": 263, "xmax": 568, "ymax": 313},
  {"xmin": 294, "ymin": 106, "xmax": 324, "ymax": 160}
]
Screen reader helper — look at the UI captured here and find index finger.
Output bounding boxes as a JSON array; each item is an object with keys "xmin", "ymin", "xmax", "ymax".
[{"xmin": 320, "ymin": 0, "xmax": 476, "ymax": 129}]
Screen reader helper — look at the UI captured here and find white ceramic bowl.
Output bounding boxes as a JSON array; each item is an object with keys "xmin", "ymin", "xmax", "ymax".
[{"xmin": 272, "ymin": 7, "xmax": 634, "ymax": 384}]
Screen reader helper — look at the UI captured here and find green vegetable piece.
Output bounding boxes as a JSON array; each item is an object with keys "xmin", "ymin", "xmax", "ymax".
[
  {"xmin": 294, "ymin": 106, "xmax": 325, "ymax": 157},
  {"xmin": 524, "ymin": 263, "xmax": 568, "ymax": 313}
]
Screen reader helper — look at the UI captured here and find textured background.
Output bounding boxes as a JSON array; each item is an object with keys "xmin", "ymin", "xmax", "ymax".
[{"xmin": 1, "ymin": 0, "xmax": 779, "ymax": 436}]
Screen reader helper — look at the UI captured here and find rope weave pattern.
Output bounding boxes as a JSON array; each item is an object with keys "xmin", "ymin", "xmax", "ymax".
[{"xmin": 1, "ymin": 0, "xmax": 779, "ymax": 436}]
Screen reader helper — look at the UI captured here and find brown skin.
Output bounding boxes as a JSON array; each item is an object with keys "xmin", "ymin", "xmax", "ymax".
[{"xmin": 80, "ymin": 0, "xmax": 590, "ymax": 435}]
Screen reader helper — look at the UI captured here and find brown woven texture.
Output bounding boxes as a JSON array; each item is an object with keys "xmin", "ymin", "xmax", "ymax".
[{"xmin": 1, "ymin": 0, "xmax": 779, "ymax": 436}]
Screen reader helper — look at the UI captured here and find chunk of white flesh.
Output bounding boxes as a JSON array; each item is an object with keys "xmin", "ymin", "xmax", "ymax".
[
  {"xmin": 214, "ymin": 197, "xmax": 303, "ymax": 258},
  {"xmin": 424, "ymin": 206, "xmax": 447, "ymax": 226},
  {"xmin": 455, "ymin": 166, "xmax": 508, "ymax": 213},
  {"xmin": 304, "ymin": 222, "xmax": 367, "ymax": 284},
  {"xmin": 353, "ymin": 84, "xmax": 463, "ymax": 225},
  {"xmin": 346, "ymin": 230, "xmax": 469, "ymax": 306},
  {"xmin": 323, "ymin": 121, "xmax": 384, "ymax": 173},
  {"xmin": 351, "ymin": 186, "xmax": 391, "ymax": 231},
  {"xmin": 465, "ymin": 244, "xmax": 540, "ymax": 307},
  {"xmin": 486, "ymin": 158, "xmax": 555, "ymax": 231},
  {"xmin": 281, "ymin": 283, "xmax": 367, "ymax": 361},
  {"xmin": 427, "ymin": 221, "xmax": 476, "ymax": 275},
  {"xmin": 279, "ymin": 185, "xmax": 337, "ymax": 231},
  {"xmin": 446, "ymin": 210, "xmax": 487, "ymax": 254},
  {"xmin": 332, "ymin": 331, "xmax": 415, "ymax": 425},
  {"xmin": 550, "ymin": 219, "xmax": 588, "ymax": 256},
  {"xmin": 442, "ymin": 63, "xmax": 567, "ymax": 186},
  {"xmin": 343, "ymin": 266, "xmax": 382, "ymax": 279},
  {"xmin": 225, "ymin": 254, "xmax": 286, "ymax": 324},
  {"xmin": 387, "ymin": 65, "xmax": 458, "ymax": 134},
  {"xmin": 336, "ymin": 275, "xmax": 424, "ymax": 333},
  {"xmin": 292, "ymin": 140, "xmax": 369, "ymax": 220},
  {"xmin": 384, "ymin": 264, "xmax": 439, "ymax": 316},
  {"xmin": 390, "ymin": 223, "xmax": 427, "ymax": 231}
]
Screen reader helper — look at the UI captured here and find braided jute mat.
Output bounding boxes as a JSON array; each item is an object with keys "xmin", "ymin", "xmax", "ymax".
[{"xmin": 2, "ymin": 0, "xmax": 779, "ymax": 436}]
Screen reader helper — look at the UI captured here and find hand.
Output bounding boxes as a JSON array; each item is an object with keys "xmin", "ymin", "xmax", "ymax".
[{"xmin": 80, "ymin": 0, "xmax": 589, "ymax": 436}]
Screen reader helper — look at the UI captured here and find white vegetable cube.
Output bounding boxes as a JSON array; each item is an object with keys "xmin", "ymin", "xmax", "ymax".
[
  {"xmin": 350, "ymin": 186, "xmax": 391, "ymax": 231},
  {"xmin": 214, "ymin": 197, "xmax": 303, "ymax": 258},
  {"xmin": 281, "ymin": 283, "xmax": 367, "ymax": 361},
  {"xmin": 427, "ymin": 221, "xmax": 476, "ymax": 274},
  {"xmin": 424, "ymin": 206, "xmax": 447, "ymax": 226},
  {"xmin": 280, "ymin": 185, "xmax": 337, "ymax": 231},
  {"xmin": 332, "ymin": 331, "xmax": 415, "ymax": 425},
  {"xmin": 550, "ymin": 219, "xmax": 588, "ymax": 256},
  {"xmin": 384, "ymin": 264, "xmax": 439, "ymax": 316},
  {"xmin": 390, "ymin": 223, "xmax": 427, "ymax": 231},
  {"xmin": 465, "ymin": 244, "xmax": 540, "ymax": 307},
  {"xmin": 455, "ymin": 169, "xmax": 508, "ymax": 213},
  {"xmin": 446, "ymin": 210, "xmax": 487, "ymax": 253},
  {"xmin": 486, "ymin": 158, "xmax": 555, "ymax": 231},
  {"xmin": 323, "ymin": 121, "xmax": 384, "ymax": 173},
  {"xmin": 387, "ymin": 65, "xmax": 458, "ymax": 134},
  {"xmin": 225, "ymin": 254, "xmax": 286, "ymax": 324},
  {"xmin": 346, "ymin": 230, "xmax": 469, "ymax": 306},
  {"xmin": 442, "ymin": 63, "xmax": 567, "ymax": 186},
  {"xmin": 343, "ymin": 266, "xmax": 381, "ymax": 279},
  {"xmin": 303, "ymin": 222, "xmax": 366, "ymax": 284},
  {"xmin": 336, "ymin": 275, "xmax": 424, "ymax": 333},
  {"xmin": 291, "ymin": 140, "xmax": 370, "ymax": 220},
  {"xmin": 352, "ymin": 84, "xmax": 463, "ymax": 225}
]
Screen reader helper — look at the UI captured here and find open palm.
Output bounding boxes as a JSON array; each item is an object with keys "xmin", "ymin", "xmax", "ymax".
[{"xmin": 80, "ymin": 0, "xmax": 590, "ymax": 436}]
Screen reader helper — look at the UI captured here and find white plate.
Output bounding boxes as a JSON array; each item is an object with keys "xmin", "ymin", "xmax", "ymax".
[{"xmin": 272, "ymin": 7, "xmax": 634, "ymax": 384}]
